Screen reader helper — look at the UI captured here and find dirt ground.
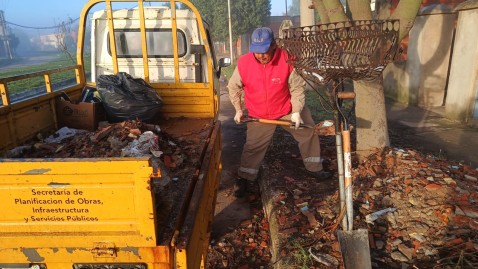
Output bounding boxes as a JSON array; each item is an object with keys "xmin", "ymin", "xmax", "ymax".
[
  {"xmin": 207, "ymin": 83, "xmax": 478, "ymax": 268},
  {"xmin": 208, "ymin": 82, "xmax": 340, "ymax": 268}
]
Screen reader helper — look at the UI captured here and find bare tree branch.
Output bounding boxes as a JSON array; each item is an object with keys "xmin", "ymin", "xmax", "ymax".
[
  {"xmin": 55, "ymin": 17, "xmax": 75, "ymax": 63},
  {"xmin": 347, "ymin": 0, "xmax": 373, "ymax": 20},
  {"xmin": 390, "ymin": 0, "xmax": 422, "ymax": 41}
]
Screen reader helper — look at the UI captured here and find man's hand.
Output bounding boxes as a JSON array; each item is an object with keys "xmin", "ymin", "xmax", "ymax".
[
  {"xmin": 291, "ymin": 112, "xmax": 304, "ymax": 129},
  {"xmin": 234, "ymin": 111, "xmax": 243, "ymax": 124}
]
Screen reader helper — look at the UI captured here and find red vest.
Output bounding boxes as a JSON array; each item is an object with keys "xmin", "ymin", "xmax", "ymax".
[{"xmin": 237, "ymin": 48, "xmax": 292, "ymax": 119}]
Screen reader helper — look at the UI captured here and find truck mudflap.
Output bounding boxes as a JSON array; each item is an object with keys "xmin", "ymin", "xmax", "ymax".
[{"xmin": 0, "ymin": 158, "xmax": 157, "ymax": 260}]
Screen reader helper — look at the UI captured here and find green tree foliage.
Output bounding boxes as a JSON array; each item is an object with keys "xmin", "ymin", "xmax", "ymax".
[
  {"xmin": 190, "ymin": 0, "xmax": 271, "ymax": 42},
  {"xmin": 10, "ymin": 28, "xmax": 33, "ymax": 54},
  {"xmin": 9, "ymin": 34, "xmax": 19, "ymax": 51},
  {"xmin": 287, "ymin": 0, "xmax": 300, "ymax": 16}
]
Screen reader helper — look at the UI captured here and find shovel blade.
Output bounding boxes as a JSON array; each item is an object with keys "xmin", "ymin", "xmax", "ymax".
[{"xmin": 337, "ymin": 229, "xmax": 372, "ymax": 269}]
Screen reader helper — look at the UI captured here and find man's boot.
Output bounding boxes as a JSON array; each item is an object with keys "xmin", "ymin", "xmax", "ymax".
[
  {"xmin": 317, "ymin": 170, "xmax": 333, "ymax": 180},
  {"xmin": 307, "ymin": 168, "xmax": 333, "ymax": 180},
  {"xmin": 234, "ymin": 178, "xmax": 248, "ymax": 198}
]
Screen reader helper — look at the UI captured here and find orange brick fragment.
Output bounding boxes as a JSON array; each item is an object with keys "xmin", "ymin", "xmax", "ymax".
[
  {"xmin": 425, "ymin": 183, "xmax": 442, "ymax": 190},
  {"xmin": 412, "ymin": 240, "xmax": 420, "ymax": 256},
  {"xmin": 447, "ymin": 238, "xmax": 464, "ymax": 246}
]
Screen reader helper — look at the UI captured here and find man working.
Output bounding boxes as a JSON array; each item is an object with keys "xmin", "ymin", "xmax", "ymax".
[{"xmin": 227, "ymin": 27, "xmax": 331, "ymax": 198}]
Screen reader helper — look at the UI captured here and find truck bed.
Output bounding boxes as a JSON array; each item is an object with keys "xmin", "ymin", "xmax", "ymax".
[
  {"xmin": 0, "ymin": 117, "xmax": 216, "ymax": 248},
  {"xmin": 0, "ymin": 0, "xmax": 227, "ymax": 266},
  {"xmin": 151, "ymin": 117, "xmax": 217, "ymax": 244}
]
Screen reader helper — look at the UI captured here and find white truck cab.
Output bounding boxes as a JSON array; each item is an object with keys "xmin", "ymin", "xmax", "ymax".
[{"xmin": 91, "ymin": 6, "xmax": 220, "ymax": 83}]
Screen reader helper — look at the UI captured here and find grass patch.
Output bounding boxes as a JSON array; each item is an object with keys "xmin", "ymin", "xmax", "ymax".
[
  {"xmin": 305, "ymin": 79, "xmax": 356, "ymax": 125},
  {"xmin": 0, "ymin": 52, "xmax": 77, "ymax": 78},
  {"xmin": 221, "ymin": 61, "xmax": 237, "ymax": 80},
  {"xmin": 0, "ymin": 52, "xmax": 91, "ymax": 95},
  {"xmin": 280, "ymin": 239, "xmax": 314, "ymax": 269},
  {"xmin": 306, "ymin": 88, "xmax": 335, "ymax": 122}
]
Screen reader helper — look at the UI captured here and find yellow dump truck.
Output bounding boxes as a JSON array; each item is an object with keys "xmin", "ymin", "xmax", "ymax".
[{"xmin": 0, "ymin": 1, "xmax": 229, "ymax": 268}]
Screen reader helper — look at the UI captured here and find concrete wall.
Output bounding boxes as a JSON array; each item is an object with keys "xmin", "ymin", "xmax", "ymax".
[
  {"xmin": 445, "ymin": 1, "xmax": 478, "ymax": 125},
  {"xmin": 383, "ymin": 5, "xmax": 456, "ymax": 107}
]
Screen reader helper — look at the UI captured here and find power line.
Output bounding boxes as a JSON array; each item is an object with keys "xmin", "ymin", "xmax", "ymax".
[{"xmin": 5, "ymin": 17, "xmax": 79, "ymax": 30}]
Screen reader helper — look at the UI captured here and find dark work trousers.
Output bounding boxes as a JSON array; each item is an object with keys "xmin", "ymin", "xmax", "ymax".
[{"xmin": 238, "ymin": 107, "xmax": 322, "ymax": 180}]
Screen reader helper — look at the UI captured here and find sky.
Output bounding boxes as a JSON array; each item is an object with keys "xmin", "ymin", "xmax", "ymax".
[
  {"xmin": 1, "ymin": 1, "xmax": 86, "ymax": 29},
  {"xmin": 0, "ymin": 0, "xmax": 287, "ymax": 32}
]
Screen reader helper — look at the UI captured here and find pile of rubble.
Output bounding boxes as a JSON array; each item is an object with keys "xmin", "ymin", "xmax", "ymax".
[
  {"xmin": 267, "ymin": 143, "xmax": 478, "ymax": 268},
  {"xmin": 355, "ymin": 147, "xmax": 478, "ymax": 268},
  {"xmin": 207, "ymin": 128, "xmax": 478, "ymax": 269},
  {"xmin": 207, "ymin": 186, "xmax": 272, "ymax": 269}
]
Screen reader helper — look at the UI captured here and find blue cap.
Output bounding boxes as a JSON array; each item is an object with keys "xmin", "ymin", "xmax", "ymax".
[{"xmin": 249, "ymin": 27, "xmax": 274, "ymax": 53}]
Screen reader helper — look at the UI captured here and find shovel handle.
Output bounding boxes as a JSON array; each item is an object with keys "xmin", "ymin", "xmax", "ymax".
[
  {"xmin": 242, "ymin": 118, "xmax": 312, "ymax": 128},
  {"xmin": 256, "ymin": 118, "xmax": 292, "ymax": 126},
  {"xmin": 342, "ymin": 130, "xmax": 354, "ymax": 231},
  {"xmin": 337, "ymin": 92, "xmax": 356, "ymax": 99}
]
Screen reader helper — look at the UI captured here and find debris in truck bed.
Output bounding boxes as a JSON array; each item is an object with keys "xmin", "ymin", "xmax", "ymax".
[
  {"xmin": 7, "ymin": 118, "xmax": 209, "ymax": 160},
  {"xmin": 6, "ymin": 117, "xmax": 215, "ymax": 245},
  {"xmin": 10, "ymin": 120, "xmax": 163, "ymax": 158}
]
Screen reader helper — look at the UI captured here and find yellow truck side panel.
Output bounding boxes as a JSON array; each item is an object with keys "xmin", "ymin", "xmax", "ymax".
[
  {"xmin": 0, "ymin": 158, "xmax": 156, "ymax": 248},
  {"xmin": 0, "ymin": 246, "xmax": 171, "ymax": 267},
  {"xmin": 0, "ymin": 98, "xmax": 56, "ymax": 149},
  {"xmin": 0, "ymin": 79, "xmax": 82, "ymax": 151},
  {"xmin": 176, "ymin": 123, "xmax": 221, "ymax": 268},
  {"xmin": 0, "ymin": 124, "xmax": 222, "ymax": 268},
  {"xmin": 0, "ymin": 0, "xmax": 228, "ymax": 267},
  {"xmin": 157, "ymin": 87, "xmax": 216, "ymax": 118}
]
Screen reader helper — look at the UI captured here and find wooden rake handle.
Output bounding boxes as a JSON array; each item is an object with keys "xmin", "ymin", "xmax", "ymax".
[{"xmin": 241, "ymin": 118, "xmax": 312, "ymax": 128}]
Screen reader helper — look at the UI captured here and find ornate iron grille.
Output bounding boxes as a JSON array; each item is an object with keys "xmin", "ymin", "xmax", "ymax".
[{"xmin": 278, "ymin": 20, "xmax": 401, "ymax": 84}]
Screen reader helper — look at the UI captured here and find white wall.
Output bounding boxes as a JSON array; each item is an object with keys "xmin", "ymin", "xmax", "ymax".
[{"xmin": 445, "ymin": 1, "xmax": 478, "ymax": 125}]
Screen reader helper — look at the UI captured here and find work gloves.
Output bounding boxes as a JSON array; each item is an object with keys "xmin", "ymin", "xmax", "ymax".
[
  {"xmin": 234, "ymin": 111, "xmax": 303, "ymax": 129},
  {"xmin": 291, "ymin": 112, "xmax": 304, "ymax": 129},
  {"xmin": 234, "ymin": 110, "xmax": 243, "ymax": 124}
]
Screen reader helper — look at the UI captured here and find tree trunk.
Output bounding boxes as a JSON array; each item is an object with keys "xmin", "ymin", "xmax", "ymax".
[
  {"xmin": 312, "ymin": 0, "xmax": 330, "ymax": 23},
  {"xmin": 322, "ymin": 0, "xmax": 349, "ymax": 22},
  {"xmin": 376, "ymin": 0, "xmax": 392, "ymax": 19},
  {"xmin": 354, "ymin": 78, "xmax": 390, "ymax": 161},
  {"xmin": 346, "ymin": 1, "xmax": 388, "ymax": 162},
  {"xmin": 310, "ymin": 0, "xmax": 421, "ymax": 161}
]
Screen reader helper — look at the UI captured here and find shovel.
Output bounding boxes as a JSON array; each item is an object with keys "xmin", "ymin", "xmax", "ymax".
[
  {"xmin": 241, "ymin": 117, "xmax": 313, "ymax": 129},
  {"xmin": 333, "ymin": 89, "xmax": 372, "ymax": 269}
]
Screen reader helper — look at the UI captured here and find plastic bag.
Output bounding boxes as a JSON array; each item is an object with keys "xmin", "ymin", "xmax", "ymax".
[
  {"xmin": 97, "ymin": 72, "xmax": 163, "ymax": 122},
  {"xmin": 44, "ymin": 127, "xmax": 87, "ymax": 143},
  {"xmin": 121, "ymin": 131, "xmax": 158, "ymax": 157}
]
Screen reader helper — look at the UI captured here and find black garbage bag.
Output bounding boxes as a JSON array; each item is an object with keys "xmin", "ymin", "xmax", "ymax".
[{"xmin": 97, "ymin": 72, "xmax": 163, "ymax": 122}]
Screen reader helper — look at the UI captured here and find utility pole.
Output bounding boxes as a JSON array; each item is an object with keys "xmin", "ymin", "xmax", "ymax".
[
  {"xmin": 227, "ymin": 0, "xmax": 233, "ymax": 64},
  {"xmin": 279, "ymin": 0, "xmax": 293, "ymax": 39},
  {"xmin": 0, "ymin": 10, "xmax": 13, "ymax": 59},
  {"xmin": 285, "ymin": 0, "xmax": 288, "ymax": 17}
]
